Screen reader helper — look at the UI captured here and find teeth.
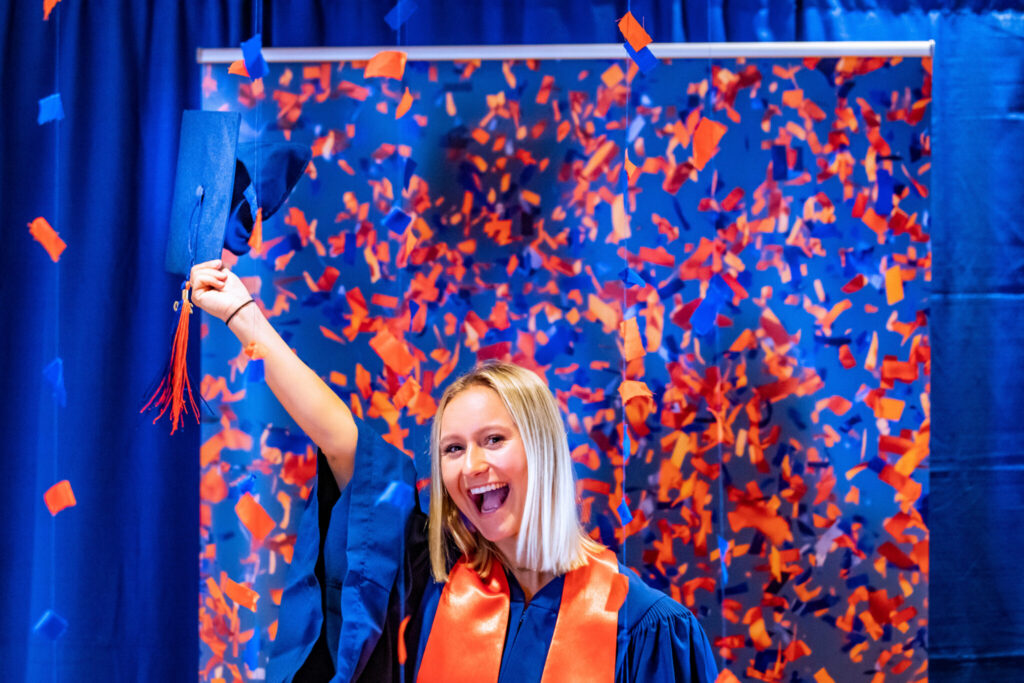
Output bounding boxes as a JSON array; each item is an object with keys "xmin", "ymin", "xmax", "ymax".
[{"xmin": 469, "ymin": 482, "xmax": 507, "ymax": 495}]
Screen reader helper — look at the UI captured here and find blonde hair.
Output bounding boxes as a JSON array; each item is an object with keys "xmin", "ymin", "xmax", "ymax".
[{"xmin": 428, "ymin": 361, "xmax": 603, "ymax": 581}]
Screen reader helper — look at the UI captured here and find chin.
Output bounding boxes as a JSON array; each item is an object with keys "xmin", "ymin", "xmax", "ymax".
[{"xmin": 457, "ymin": 499, "xmax": 520, "ymax": 547}]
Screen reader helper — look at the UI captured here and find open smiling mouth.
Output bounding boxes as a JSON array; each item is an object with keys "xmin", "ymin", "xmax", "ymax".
[{"xmin": 469, "ymin": 483, "xmax": 510, "ymax": 514}]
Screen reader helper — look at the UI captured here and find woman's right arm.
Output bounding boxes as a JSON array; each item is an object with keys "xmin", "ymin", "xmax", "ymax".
[{"xmin": 189, "ymin": 259, "xmax": 356, "ymax": 490}]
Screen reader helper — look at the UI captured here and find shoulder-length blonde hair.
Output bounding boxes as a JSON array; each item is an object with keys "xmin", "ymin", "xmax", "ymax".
[{"xmin": 428, "ymin": 361, "xmax": 602, "ymax": 581}]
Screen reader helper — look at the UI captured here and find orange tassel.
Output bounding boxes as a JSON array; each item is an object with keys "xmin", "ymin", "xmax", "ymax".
[
  {"xmin": 142, "ymin": 285, "xmax": 200, "ymax": 433},
  {"xmin": 248, "ymin": 207, "xmax": 263, "ymax": 255}
]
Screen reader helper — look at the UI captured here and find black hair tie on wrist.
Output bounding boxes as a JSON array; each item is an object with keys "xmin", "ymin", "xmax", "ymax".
[{"xmin": 225, "ymin": 299, "xmax": 255, "ymax": 327}]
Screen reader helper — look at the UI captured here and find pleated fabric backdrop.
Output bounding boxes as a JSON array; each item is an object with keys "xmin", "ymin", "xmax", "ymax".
[{"xmin": 0, "ymin": 1, "xmax": 1020, "ymax": 680}]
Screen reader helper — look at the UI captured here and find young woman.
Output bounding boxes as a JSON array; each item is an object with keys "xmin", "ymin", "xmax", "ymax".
[{"xmin": 190, "ymin": 260, "xmax": 718, "ymax": 682}]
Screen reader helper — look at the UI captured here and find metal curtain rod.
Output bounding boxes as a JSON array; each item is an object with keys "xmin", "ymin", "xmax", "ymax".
[{"xmin": 197, "ymin": 41, "xmax": 934, "ymax": 64}]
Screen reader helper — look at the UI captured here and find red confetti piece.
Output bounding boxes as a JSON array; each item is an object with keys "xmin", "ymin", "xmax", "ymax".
[
  {"xmin": 28, "ymin": 217, "xmax": 66, "ymax": 262},
  {"xmin": 44, "ymin": 480, "xmax": 76, "ymax": 516},
  {"xmin": 220, "ymin": 571, "xmax": 260, "ymax": 612},
  {"xmin": 617, "ymin": 12, "xmax": 652, "ymax": 52},
  {"xmin": 365, "ymin": 51, "xmax": 407, "ymax": 80},
  {"xmin": 235, "ymin": 493, "xmax": 276, "ymax": 541}
]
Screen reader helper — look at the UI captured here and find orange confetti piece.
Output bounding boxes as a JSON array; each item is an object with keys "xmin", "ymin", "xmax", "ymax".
[
  {"xmin": 782, "ymin": 89, "xmax": 804, "ymax": 108},
  {"xmin": 398, "ymin": 614, "xmax": 411, "ymax": 665},
  {"xmin": 43, "ymin": 0, "xmax": 61, "ymax": 20},
  {"xmin": 885, "ymin": 264, "xmax": 904, "ymax": 305},
  {"xmin": 365, "ymin": 50, "xmax": 407, "ymax": 80},
  {"xmin": 617, "ymin": 11, "xmax": 652, "ymax": 52},
  {"xmin": 28, "ymin": 217, "xmax": 66, "ymax": 262},
  {"xmin": 582, "ymin": 140, "xmax": 619, "ymax": 179},
  {"xmin": 875, "ymin": 397, "xmax": 905, "ymax": 421},
  {"xmin": 536, "ymin": 74, "xmax": 555, "ymax": 105},
  {"xmin": 601, "ymin": 63, "xmax": 625, "ymax": 88},
  {"xmin": 369, "ymin": 328, "xmax": 416, "ymax": 376},
  {"xmin": 610, "ymin": 193, "xmax": 631, "ymax": 241},
  {"xmin": 220, "ymin": 571, "xmax": 259, "ymax": 612},
  {"xmin": 395, "ymin": 87, "xmax": 413, "ymax": 119},
  {"xmin": 618, "ymin": 379, "xmax": 653, "ymax": 404},
  {"xmin": 235, "ymin": 493, "xmax": 276, "ymax": 541},
  {"xmin": 44, "ymin": 480, "xmax": 76, "ymax": 516},
  {"xmin": 587, "ymin": 294, "xmax": 620, "ymax": 333},
  {"xmin": 621, "ymin": 317, "xmax": 645, "ymax": 362},
  {"xmin": 228, "ymin": 59, "xmax": 249, "ymax": 77},
  {"xmin": 814, "ymin": 668, "xmax": 836, "ymax": 683},
  {"xmin": 200, "ymin": 468, "xmax": 228, "ymax": 504},
  {"xmin": 692, "ymin": 118, "xmax": 727, "ymax": 171}
]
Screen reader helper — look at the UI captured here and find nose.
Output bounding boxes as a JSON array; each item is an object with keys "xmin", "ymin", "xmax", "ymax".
[{"xmin": 461, "ymin": 442, "xmax": 488, "ymax": 477}]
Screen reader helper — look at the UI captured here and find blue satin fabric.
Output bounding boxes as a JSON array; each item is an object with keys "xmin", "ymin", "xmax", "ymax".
[{"xmin": 269, "ymin": 418, "xmax": 417, "ymax": 682}]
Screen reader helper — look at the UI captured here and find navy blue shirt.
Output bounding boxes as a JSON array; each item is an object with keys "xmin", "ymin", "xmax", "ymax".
[{"xmin": 268, "ymin": 420, "xmax": 718, "ymax": 682}]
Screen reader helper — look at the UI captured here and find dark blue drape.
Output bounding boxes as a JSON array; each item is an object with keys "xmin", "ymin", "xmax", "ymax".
[{"xmin": 1, "ymin": 1, "xmax": 1020, "ymax": 681}]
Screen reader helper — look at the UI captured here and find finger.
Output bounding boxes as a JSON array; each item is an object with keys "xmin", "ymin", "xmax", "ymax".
[
  {"xmin": 190, "ymin": 260, "xmax": 223, "ymax": 281},
  {"xmin": 194, "ymin": 274, "xmax": 226, "ymax": 291}
]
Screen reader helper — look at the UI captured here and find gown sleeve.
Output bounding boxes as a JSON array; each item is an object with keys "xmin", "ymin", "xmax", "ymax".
[
  {"xmin": 619, "ymin": 596, "xmax": 719, "ymax": 683},
  {"xmin": 267, "ymin": 417, "xmax": 428, "ymax": 683}
]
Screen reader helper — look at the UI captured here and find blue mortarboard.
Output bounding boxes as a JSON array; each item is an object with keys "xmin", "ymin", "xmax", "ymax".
[
  {"xmin": 149, "ymin": 111, "xmax": 310, "ymax": 433},
  {"xmin": 165, "ymin": 110, "xmax": 311, "ymax": 276}
]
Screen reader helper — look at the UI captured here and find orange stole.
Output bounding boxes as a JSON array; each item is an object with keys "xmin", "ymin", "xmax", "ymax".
[{"xmin": 417, "ymin": 547, "xmax": 626, "ymax": 682}]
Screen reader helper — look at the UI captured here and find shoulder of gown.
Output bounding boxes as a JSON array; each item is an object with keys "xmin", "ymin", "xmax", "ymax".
[
  {"xmin": 616, "ymin": 568, "xmax": 719, "ymax": 683},
  {"xmin": 267, "ymin": 416, "xmax": 424, "ymax": 683}
]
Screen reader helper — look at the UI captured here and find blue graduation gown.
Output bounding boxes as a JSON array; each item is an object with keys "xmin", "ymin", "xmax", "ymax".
[{"xmin": 268, "ymin": 419, "xmax": 718, "ymax": 682}]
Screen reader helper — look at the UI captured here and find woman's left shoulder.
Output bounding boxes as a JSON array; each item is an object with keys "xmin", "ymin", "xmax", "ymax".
[
  {"xmin": 615, "ymin": 567, "xmax": 720, "ymax": 682},
  {"xmin": 619, "ymin": 567, "xmax": 700, "ymax": 635}
]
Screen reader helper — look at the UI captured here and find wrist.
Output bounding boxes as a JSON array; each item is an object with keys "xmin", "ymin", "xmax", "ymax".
[{"xmin": 225, "ymin": 298, "xmax": 257, "ymax": 330}]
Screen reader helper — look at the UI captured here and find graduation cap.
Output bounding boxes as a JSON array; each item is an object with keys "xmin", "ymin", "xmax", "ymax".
[
  {"xmin": 144, "ymin": 110, "xmax": 310, "ymax": 433},
  {"xmin": 165, "ymin": 110, "xmax": 311, "ymax": 275}
]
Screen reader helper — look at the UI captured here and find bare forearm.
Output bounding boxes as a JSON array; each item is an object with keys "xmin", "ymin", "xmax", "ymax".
[{"xmin": 226, "ymin": 302, "xmax": 356, "ymax": 489}]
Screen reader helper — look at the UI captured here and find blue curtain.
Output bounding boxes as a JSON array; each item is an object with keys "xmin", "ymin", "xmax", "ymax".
[{"xmin": 0, "ymin": 1, "xmax": 1020, "ymax": 680}]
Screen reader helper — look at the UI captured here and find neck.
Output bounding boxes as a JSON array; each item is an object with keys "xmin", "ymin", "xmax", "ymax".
[
  {"xmin": 494, "ymin": 537, "xmax": 556, "ymax": 602},
  {"xmin": 508, "ymin": 565, "xmax": 556, "ymax": 602}
]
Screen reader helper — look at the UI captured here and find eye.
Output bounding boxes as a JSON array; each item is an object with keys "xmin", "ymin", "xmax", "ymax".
[
  {"xmin": 443, "ymin": 443, "xmax": 464, "ymax": 456},
  {"xmin": 485, "ymin": 434, "xmax": 506, "ymax": 446}
]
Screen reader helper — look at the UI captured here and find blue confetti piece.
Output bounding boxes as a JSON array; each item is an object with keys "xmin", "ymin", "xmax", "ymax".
[
  {"xmin": 623, "ymin": 42, "xmax": 658, "ymax": 74},
  {"xmin": 383, "ymin": 206, "xmax": 412, "ymax": 232},
  {"xmin": 622, "ymin": 427, "xmax": 632, "ymax": 463},
  {"xmin": 37, "ymin": 93, "xmax": 65, "ymax": 125},
  {"xmin": 245, "ymin": 627, "xmax": 260, "ymax": 671},
  {"xmin": 247, "ymin": 358, "xmax": 265, "ymax": 383},
  {"xmin": 33, "ymin": 610, "xmax": 67, "ymax": 640},
  {"xmin": 240, "ymin": 34, "xmax": 269, "ymax": 81},
  {"xmin": 384, "ymin": 0, "xmax": 418, "ymax": 30},
  {"xmin": 616, "ymin": 499, "xmax": 633, "ymax": 526},
  {"xmin": 627, "ymin": 115, "xmax": 646, "ymax": 143},
  {"xmin": 239, "ymin": 473, "xmax": 257, "ymax": 495},
  {"xmin": 265, "ymin": 233, "xmax": 302, "ymax": 261},
  {"xmin": 771, "ymin": 145, "xmax": 788, "ymax": 180},
  {"xmin": 876, "ymin": 169, "xmax": 893, "ymax": 216},
  {"xmin": 710, "ymin": 273, "xmax": 732, "ymax": 298},
  {"xmin": 42, "ymin": 358, "xmax": 66, "ymax": 407},
  {"xmin": 620, "ymin": 267, "xmax": 648, "ymax": 288},
  {"xmin": 690, "ymin": 287, "xmax": 723, "ymax": 336},
  {"xmin": 403, "ymin": 157, "xmax": 417, "ymax": 189},
  {"xmin": 375, "ymin": 480, "xmax": 415, "ymax": 513},
  {"xmin": 717, "ymin": 535, "xmax": 730, "ymax": 585}
]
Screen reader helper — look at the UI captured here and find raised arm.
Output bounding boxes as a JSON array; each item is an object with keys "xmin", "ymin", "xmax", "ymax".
[{"xmin": 189, "ymin": 259, "xmax": 356, "ymax": 489}]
